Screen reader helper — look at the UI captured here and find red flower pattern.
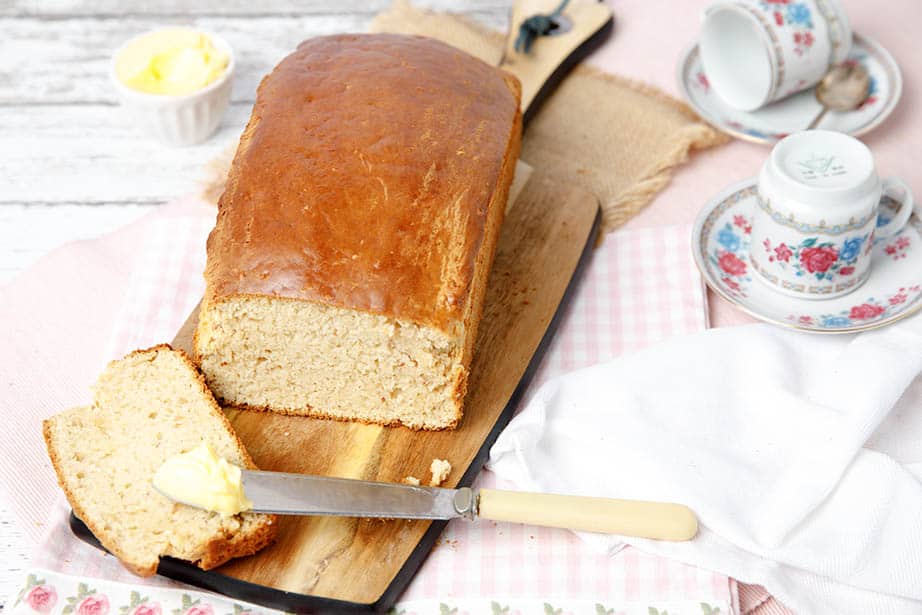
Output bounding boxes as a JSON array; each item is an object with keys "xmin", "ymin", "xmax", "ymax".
[
  {"xmin": 733, "ymin": 215, "xmax": 748, "ymax": 228},
  {"xmin": 788, "ymin": 286, "xmax": 918, "ymax": 329},
  {"xmin": 774, "ymin": 243, "xmax": 792, "ymax": 262},
  {"xmin": 25, "ymin": 586, "xmax": 58, "ymax": 614},
  {"xmin": 774, "ymin": 11, "xmax": 784, "ymax": 25},
  {"xmin": 696, "ymin": 72, "xmax": 710, "ymax": 91},
  {"xmin": 858, "ymin": 96, "xmax": 878, "ymax": 109},
  {"xmin": 885, "ymin": 236, "xmax": 911, "ymax": 260},
  {"xmin": 77, "ymin": 595, "xmax": 110, "ymax": 615},
  {"xmin": 849, "ymin": 303, "xmax": 886, "ymax": 320},
  {"xmin": 800, "ymin": 246, "xmax": 838, "ymax": 273},
  {"xmin": 718, "ymin": 252, "xmax": 747, "ymax": 276},
  {"xmin": 838, "ymin": 266, "xmax": 855, "ymax": 276}
]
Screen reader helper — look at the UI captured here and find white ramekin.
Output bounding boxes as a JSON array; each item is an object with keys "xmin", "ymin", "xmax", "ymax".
[{"xmin": 110, "ymin": 29, "xmax": 235, "ymax": 147}]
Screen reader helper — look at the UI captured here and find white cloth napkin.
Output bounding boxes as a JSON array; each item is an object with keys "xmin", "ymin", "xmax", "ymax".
[{"xmin": 488, "ymin": 317, "xmax": 922, "ymax": 615}]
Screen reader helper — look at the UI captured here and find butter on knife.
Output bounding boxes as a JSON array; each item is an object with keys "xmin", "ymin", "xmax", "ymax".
[{"xmin": 153, "ymin": 441, "xmax": 253, "ymax": 516}]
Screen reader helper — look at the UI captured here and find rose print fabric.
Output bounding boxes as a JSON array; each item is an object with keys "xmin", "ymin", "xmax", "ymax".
[
  {"xmin": 8, "ymin": 570, "xmax": 732, "ymax": 615},
  {"xmin": 7, "ymin": 571, "xmax": 272, "ymax": 615}
]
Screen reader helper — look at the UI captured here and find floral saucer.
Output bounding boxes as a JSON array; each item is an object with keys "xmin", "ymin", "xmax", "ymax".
[
  {"xmin": 692, "ymin": 178, "xmax": 922, "ymax": 333},
  {"xmin": 678, "ymin": 34, "xmax": 902, "ymax": 145}
]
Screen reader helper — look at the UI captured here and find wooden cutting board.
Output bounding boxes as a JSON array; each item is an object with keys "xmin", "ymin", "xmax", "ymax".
[
  {"xmin": 71, "ymin": 169, "xmax": 600, "ymax": 612},
  {"xmin": 190, "ymin": 172, "xmax": 598, "ymax": 610}
]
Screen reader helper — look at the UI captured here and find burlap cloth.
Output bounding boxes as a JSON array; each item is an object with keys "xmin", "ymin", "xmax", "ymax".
[
  {"xmin": 204, "ymin": 1, "xmax": 727, "ymax": 234},
  {"xmin": 374, "ymin": 1, "xmax": 727, "ymax": 233}
]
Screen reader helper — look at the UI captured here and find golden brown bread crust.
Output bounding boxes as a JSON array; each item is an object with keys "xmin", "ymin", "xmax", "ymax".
[
  {"xmin": 42, "ymin": 345, "xmax": 277, "ymax": 576},
  {"xmin": 203, "ymin": 33, "xmax": 522, "ymax": 331},
  {"xmin": 452, "ymin": 109, "xmax": 522, "ymax": 418}
]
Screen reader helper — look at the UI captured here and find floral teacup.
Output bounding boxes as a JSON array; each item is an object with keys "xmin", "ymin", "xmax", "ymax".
[
  {"xmin": 750, "ymin": 130, "xmax": 914, "ymax": 299},
  {"xmin": 699, "ymin": 0, "xmax": 851, "ymax": 110}
]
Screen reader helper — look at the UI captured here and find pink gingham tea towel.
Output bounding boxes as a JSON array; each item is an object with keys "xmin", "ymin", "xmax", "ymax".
[{"xmin": 394, "ymin": 224, "xmax": 730, "ymax": 614}]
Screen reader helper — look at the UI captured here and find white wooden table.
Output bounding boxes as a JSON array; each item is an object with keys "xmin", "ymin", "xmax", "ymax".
[{"xmin": 0, "ymin": 1, "xmax": 510, "ymax": 607}]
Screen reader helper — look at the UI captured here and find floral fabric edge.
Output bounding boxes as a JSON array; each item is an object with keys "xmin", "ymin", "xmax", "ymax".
[
  {"xmin": 6, "ymin": 569, "xmax": 736, "ymax": 615},
  {"xmin": 6, "ymin": 570, "xmax": 283, "ymax": 615}
]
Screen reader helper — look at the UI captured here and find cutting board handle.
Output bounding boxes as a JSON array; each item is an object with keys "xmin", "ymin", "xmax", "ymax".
[
  {"xmin": 477, "ymin": 488, "xmax": 698, "ymax": 541},
  {"xmin": 501, "ymin": 0, "xmax": 614, "ymax": 123}
]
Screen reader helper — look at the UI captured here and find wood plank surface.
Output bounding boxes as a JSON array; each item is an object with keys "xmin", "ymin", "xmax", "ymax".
[
  {"xmin": 169, "ymin": 172, "xmax": 599, "ymax": 606},
  {"xmin": 0, "ymin": 104, "xmax": 249, "ymax": 204},
  {"xmin": 0, "ymin": 204, "xmax": 151, "ymax": 283},
  {"xmin": 0, "ymin": 5, "xmax": 508, "ymax": 283},
  {"xmin": 0, "ymin": 12, "xmax": 508, "ymax": 105},
  {"xmin": 0, "ymin": 1, "xmax": 510, "ymax": 18}
]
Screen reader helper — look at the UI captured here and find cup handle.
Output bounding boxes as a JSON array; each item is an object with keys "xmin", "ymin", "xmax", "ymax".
[
  {"xmin": 876, "ymin": 177, "xmax": 915, "ymax": 238},
  {"xmin": 701, "ymin": 3, "xmax": 722, "ymax": 20}
]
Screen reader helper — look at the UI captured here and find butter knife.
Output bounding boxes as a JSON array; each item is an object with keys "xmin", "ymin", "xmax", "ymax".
[{"xmin": 163, "ymin": 470, "xmax": 698, "ymax": 542}]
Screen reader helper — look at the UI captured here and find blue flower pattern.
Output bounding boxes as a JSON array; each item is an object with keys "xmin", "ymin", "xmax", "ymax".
[
  {"xmin": 821, "ymin": 316, "xmax": 852, "ymax": 328},
  {"xmin": 709, "ymin": 215, "xmax": 753, "ymax": 298},
  {"xmin": 717, "ymin": 224, "xmax": 741, "ymax": 252},
  {"xmin": 839, "ymin": 236, "xmax": 863, "ymax": 261},
  {"xmin": 785, "ymin": 3, "xmax": 813, "ymax": 27}
]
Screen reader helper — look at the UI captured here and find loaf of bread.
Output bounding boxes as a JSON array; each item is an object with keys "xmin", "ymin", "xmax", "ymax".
[
  {"xmin": 43, "ymin": 345, "xmax": 277, "ymax": 576},
  {"xmin": 194, "ymin": 34, "xmax": 522, "ymax": 430}
]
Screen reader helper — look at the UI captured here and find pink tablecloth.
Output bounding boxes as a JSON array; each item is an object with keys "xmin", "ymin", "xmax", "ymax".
[
  {"xmin": 599, "ymin": 0, "xmax": 921, "ymax": 330},
  {"xmin": 2, "ymin": 209, "xmax": 737, "ymax": 614}
]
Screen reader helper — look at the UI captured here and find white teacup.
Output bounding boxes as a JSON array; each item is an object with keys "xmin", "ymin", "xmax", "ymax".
[
  {"xmin": 750, "ymin": 130, "xmax": 914, "ymax": 299},
  {"xmin": 700, "ymin": 0, "xmax": 851, "ymax": 111}
]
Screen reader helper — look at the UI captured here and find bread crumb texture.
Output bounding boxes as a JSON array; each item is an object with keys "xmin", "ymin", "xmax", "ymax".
[
  {"xmin": 42, "ymin": 345, "xmax": 277, "ymax": 577},
  {"xmin": 403, "ymin": 476, "xmax": 421, "ymax": 486},
  {"xmin": 429, "ymin": 458, "xmax": 452, "ymax": 487},
  {"xmin": 196, "ymin": 296, "xmax": 463, "ymax": 430}
]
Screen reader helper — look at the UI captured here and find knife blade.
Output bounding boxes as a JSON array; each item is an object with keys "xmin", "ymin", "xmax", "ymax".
[
  {"xmin": 240, "ymin": 470, "xmax": 476, "ymax": 520},
  {"xmin": 159, "ymin": 469, "xmax": 698, "ymax": 541}
]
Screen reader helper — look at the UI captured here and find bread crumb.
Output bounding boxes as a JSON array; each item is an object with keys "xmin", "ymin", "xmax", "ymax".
[
  {"xmin": 429, "ymin": 458, "xmax": 451, "ymax": 487},
  {"xmin": 403, "ymin": 476, "xmax": 420, "ymax": 486}
]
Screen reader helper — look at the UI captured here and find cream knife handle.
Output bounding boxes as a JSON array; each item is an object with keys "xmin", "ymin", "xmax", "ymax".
[{"xmin": 477, "ymin": 489, "xmax": 698, "ymax": 541}]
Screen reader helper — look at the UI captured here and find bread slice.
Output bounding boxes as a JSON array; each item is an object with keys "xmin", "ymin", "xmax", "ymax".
[
  {"xmin": 194, "ymin": 34, "xmax": 522, "ymax": 430},
  {"xmin": 43, "ymin": 345, "xmax": 277, "ymax": 577}
]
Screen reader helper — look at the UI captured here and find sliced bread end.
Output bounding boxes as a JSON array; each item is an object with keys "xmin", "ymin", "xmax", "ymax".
[{"xmin": 43, "ymin": 344, "xmax": 277, "ymax": 576}]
